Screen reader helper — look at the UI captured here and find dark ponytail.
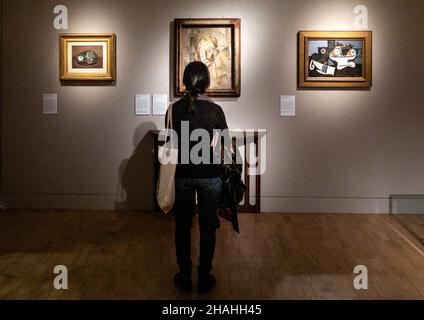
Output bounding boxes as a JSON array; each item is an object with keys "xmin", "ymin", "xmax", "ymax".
[{"xmin": 182, "ymin": 61, "xmax": 210, "ymax": 114}]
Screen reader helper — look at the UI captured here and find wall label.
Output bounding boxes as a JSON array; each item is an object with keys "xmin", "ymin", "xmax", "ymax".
[
  {"xmin": 43, "ymin": 93, "xmax": 58, "ymax": 115},
  {"xmin": 135, "ymin": 94, "xmax": 152, "ymax": 116},
  {"xmin": 153, "ymin": 94, "xmax": 169, "ymax": 116},
  {"xmin": 280, "ymin": 95, "xmax": 296, "ymax": 117}
]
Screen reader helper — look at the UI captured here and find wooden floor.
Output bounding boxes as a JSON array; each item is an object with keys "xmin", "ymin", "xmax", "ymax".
[
  {"xmin": 1, "ymin": 211, "xmax": 424, "ymax": 300},
  {"xmin": 393, "ymin": 215, "xmax": 424, "ymax": 245}
]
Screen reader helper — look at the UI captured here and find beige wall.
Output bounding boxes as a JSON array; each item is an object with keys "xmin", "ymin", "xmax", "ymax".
[
  {"xmin": 0, "ymin": 0, "xmax": 2, "ymax": 195},
  {"xmin": 1, "ymin": 0, "xmax": 424, "ymax": 213}
]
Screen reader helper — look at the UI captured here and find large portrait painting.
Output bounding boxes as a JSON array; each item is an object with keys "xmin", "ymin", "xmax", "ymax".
[
  {"xmin": 299, "ymin": 31, "xmax": 372, "ymax": 88},
  {"xmin": 175, "ymin": 19, "xmax": 241, "ymax": 97},
  {"xmin": 59, "ymin": 33, "xmax": 116, "ymax": 81}
]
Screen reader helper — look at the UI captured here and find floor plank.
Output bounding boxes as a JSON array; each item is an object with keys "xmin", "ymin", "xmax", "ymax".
[{"xmin": 0, "ymin": 211, "xmax": 423, "ymax": 300}]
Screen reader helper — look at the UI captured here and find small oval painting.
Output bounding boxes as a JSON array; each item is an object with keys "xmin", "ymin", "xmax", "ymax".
[
  {"xmin": 72, "ymin": 46, "xmax": 103, "ymax": 69},
  {"xmin": 76, "ymin": 50, "xmax": 99, "ymax": 66}
]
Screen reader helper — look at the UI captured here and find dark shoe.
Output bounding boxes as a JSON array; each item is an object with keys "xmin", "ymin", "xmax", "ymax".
[
  {"xmin": 197, "ymin": 274, "xmax": 216, "ymax": 294},
  {"xmin": 174, "ymin": 272, "xmax": 192, "ymax": 292}
]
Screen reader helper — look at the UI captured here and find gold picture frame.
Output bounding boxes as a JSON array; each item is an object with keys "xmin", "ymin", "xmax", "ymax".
[
  {"xmin": 59, "ymin": 33, "xmax": 116, "ymax": 81},
  {"xmin": 298, "ymin": 31, "xmax": 372, "ymax": 89},
  {"xmin": 175, "ymin": 18, "xmax": 241, "ymax": 97}
]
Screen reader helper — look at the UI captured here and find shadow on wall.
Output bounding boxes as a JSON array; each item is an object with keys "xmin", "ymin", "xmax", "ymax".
[{"xmin": 115, "ymin": 121, "xmax": 158, "ymax": 211}]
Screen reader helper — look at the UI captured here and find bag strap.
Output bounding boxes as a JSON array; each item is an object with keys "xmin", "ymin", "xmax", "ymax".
[
  {"xmin": 166, "ymin": 103, "xmax": 174, "ymax": 130},
  {"xmin": 222, "ymin": 138, "xmax": 239, "ymax": 168}
]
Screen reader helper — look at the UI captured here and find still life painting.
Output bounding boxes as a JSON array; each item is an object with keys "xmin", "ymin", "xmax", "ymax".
[
  {"xmin": 60, "ymin": 33, "xmax": 116, "ymax": 81},
  {"xmin": 299, "ymin": 31, "xmax": 372, "ymax": 88},
  {"xmin": 175, "ymin": 19, "xmax": 241, "ymax": 97}
]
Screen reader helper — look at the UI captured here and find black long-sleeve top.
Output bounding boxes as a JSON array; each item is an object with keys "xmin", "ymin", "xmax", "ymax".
[{"xmin": 165, "ymin": 96, "xmax": 229, "ymax": 178}]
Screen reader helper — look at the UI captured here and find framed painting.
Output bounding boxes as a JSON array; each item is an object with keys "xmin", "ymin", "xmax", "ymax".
[
  {"xmin": 298, "ymin": 31, "xmax": 372, "ymax": 89},
  {"xmin": 59, "ymin": 33, "xmax": 116, "ymax": 81},
  {"xmin": 175, "ymin": 18, "xmax": 241, "ymax": 97}
]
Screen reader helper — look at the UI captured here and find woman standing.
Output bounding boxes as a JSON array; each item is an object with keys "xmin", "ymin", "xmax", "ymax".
[{"xmin": 166, "ymin": 61, "xmax": 229, "ymax": 294}]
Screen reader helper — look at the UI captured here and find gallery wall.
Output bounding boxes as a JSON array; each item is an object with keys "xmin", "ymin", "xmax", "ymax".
[
  {"xmin": 0, "ymin": 0, "xmax": 2, "ymax": 196},
  {"xmin": 1, "ymin": 0, "xmax": 424, "ymax": 213}
]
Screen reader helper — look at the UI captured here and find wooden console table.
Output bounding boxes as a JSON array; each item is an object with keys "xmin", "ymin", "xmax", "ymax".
[{"xmin": 150, "ymin": 130, "xmax": 265, "ymax": 213}]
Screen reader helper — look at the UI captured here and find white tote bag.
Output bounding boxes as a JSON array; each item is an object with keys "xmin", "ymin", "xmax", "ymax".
[{"xmin": 156, "ymin": 103, "xmax": 178, "ymax": 214}]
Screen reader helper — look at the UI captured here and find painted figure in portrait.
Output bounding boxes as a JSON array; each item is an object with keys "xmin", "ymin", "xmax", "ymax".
[{"xmin": 182, "ymin": 27, "xmax": 232, "ymax": 89}]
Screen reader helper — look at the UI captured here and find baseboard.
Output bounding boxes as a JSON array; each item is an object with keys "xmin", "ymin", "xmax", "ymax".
[
  {"xmin": 0, "ymin": 194, "xmax": 393, "ymax": 214},
  {"xmin": 261, "ymin": 196, "xmax": 390, "ymax": 214},
  {"xmin": 390, "ymin": 195, "xmax": 424, "ymax": 214},
  {"xmin": 0, "ymin": 194, "xmax": 154, "ymax": 211}
]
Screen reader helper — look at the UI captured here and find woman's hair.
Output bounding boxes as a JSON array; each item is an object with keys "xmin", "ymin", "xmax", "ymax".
[{"xmin": 182, "ymin": 61, "xmax": 210, "ymax": 114}]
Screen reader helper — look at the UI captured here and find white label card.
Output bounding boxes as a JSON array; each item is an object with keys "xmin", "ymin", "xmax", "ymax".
[
  {"xmin": 153, "ymin": 94, "xmax": 168, "ymax": 116},
  {"xmin": 280, "ymin": 95, "xmax": 296, "ymax": 117},
  {"xmin": 135, "ymin": 94, "xmax": 151, "ymax": 116},
  {"xmin": 43, "ymin": 94, "xmax": 58, "ymax": 115}
]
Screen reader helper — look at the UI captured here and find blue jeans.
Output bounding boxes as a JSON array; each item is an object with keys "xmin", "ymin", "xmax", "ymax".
[{"xmin": 175, "ymin": 177, "xmax": 222, "ymax": 276}]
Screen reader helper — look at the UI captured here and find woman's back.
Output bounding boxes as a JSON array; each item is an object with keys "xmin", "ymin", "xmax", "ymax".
[{"xmin": 169, "ymin": 97, "xmax": 228, "ymax": 179}]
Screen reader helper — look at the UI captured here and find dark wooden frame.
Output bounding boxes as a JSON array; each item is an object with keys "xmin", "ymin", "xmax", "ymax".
[
  {"xmin": 175, "ymin": 18, "xmax": 241, "ymax": 97},
  {"xmin": 298, "ymin": 31, "xmax": 372, "ymax": 89}
]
